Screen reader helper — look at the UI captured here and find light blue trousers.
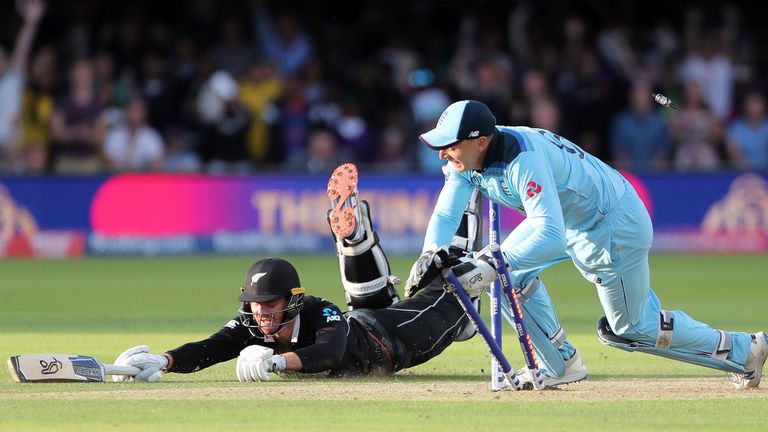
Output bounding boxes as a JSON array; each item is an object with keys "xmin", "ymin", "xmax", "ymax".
[{"xmin": 501, "ymin": 183, "xmax": 752, "ymax": 370}]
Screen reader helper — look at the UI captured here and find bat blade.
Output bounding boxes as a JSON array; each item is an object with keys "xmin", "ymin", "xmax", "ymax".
[{"xmin": 8, "ymin": 354, "xmax": 139, "ymax": 383}]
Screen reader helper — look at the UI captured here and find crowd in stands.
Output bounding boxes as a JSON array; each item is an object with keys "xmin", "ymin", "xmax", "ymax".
[{"xmin": 0, "ymin": 0, "xmax": 766, "ymax": 175}]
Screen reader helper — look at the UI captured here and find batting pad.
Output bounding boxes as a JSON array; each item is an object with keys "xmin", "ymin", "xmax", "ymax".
[{"xmin": 597, "ymin": 316, "xmax": 747, "ymax": 374}]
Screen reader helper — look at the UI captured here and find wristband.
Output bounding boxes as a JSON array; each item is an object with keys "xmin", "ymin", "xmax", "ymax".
[{"xmin": 270, "ymin": 355, "xmax": 287, "ymax": 372}]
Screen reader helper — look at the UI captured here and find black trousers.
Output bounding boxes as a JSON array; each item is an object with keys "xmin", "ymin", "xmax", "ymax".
[{"xmin": 349, "ymin": 281, "xmax": 469, "ymax": 372}]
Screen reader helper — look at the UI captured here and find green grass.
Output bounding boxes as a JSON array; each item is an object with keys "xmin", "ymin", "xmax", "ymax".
[{"xmin": 1, "ymin": 255, "xmax": 767, "ymax": 431}]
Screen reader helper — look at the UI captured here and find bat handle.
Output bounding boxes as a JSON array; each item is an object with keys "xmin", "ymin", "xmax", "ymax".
[{"xmin": 104, "ymin": 364, "xmax": 142, "ymax": 376}]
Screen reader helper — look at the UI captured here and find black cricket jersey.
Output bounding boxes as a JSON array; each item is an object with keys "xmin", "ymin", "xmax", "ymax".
[{"xmin": 166, "ymin": 296, "xmax": 386, "ymax": 376}]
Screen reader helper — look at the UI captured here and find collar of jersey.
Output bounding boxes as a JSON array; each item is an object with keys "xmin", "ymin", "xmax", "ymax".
[{"xmin": 477, "ymin": 130, "xmax": 504, "ymax": 172}]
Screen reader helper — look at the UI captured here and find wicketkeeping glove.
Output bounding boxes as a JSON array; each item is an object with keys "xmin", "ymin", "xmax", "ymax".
[
  {"xmin": 112, "ymin": 345, "xmax": 168, "ymax": 382},
  {"xmin": 449, "ymin": 255, "xmax": 499, "ymax": 297},
  {"xmin": 236, "ymin": 345, "xmax": 287, "ymax": 382},
  {"xmin": 404, "ymin": 246, "xmax": 460, "ymax": 298}
]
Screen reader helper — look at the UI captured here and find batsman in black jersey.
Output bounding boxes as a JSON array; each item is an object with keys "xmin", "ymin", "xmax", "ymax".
[{"xmin": 113, "ymin": 163, "xmax": 481, "ymax": 382}]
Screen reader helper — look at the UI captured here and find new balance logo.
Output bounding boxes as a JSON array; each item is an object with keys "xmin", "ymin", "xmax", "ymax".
[{"xmin": 468, "ymin": 130, "xmax": 480, "ymax": 138}]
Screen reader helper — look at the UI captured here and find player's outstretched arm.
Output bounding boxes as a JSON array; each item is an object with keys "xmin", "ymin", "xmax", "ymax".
[{"xmin": 112, "ymin": 345, "xmax": 169, "ymax": 382}]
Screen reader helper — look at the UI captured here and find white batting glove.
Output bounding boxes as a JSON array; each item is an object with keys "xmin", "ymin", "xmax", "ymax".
[
  {"xmin": 235, "ymin": 345, "xmax": 287, "ymax": 382},
  {"xmin": 112, "ymin": 345, "xmax": 168, "ymax": 383}
]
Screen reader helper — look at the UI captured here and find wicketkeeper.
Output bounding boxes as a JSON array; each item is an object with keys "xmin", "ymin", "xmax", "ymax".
[
  {"xmin": 410, "ymin": 99, "xmax": 768, "ymax": 389},
  {"xmin": 113, "ymin": 164, "xmax": 478, "ymax": 382}
]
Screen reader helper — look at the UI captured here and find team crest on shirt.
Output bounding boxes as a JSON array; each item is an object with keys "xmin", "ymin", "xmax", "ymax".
[
  {"xmin": 225, "ymin": 319, "xmax": 239, "ymax": 329},
  {"xmin": 526, "ymin": 181, "xmax": 542, "ymax": 198}
]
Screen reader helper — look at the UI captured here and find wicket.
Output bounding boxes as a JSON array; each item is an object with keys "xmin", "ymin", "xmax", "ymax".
[{"xmin": 445, "ymin": 201, "xmax": 544, "ymax": 391}]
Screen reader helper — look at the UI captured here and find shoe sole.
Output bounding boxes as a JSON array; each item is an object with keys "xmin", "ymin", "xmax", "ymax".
[
  {"xmin": 520, "ymin": 373, "xmax": 588, "ymax": 390},
  {"xmin": 327, "ymin": 163, "xmax": 359, "ymax": 238}
]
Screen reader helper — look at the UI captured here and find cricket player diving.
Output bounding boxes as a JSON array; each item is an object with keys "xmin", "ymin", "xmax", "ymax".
[
  {"xmin": 112, "ymin": 164, "xmax": 479, "ymax": 382},
  {"xmin": 407, "ymin": 99, "xmax": 767, "ymax": 389}
]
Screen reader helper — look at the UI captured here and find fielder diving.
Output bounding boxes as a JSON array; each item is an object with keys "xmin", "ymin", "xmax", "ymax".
[
  {"xmin": 112, "ymin": 164, "xmax": 478, "ymax": 382},
  {"xmin": 407, "ymin": 99, "xmax": 768, "ymax": 389}
]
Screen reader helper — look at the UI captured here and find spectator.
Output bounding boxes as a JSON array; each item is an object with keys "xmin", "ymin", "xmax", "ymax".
[
  {"xmin": 557, "ymin": 47, "xmax": 615, "ymax": 160},
  {"xmin": 18, "ymin": 46, "xmax": 56, "ymax": 174},
  {"xmin": 196, "ymin": 70, "xmax": 252, "ymax": 174},
  {"xmin": 251, "ymin": 0, "xmax": 312, "ymax": 77},
  {"xmin": 0, "ymin": 1, "xmax": 766, "ymax": 175},
  {"xmin": 307, "ymin": 84, "xmax": 342, "ymax": 129},
  {"xmin": 209, "ymin": 17, "xmax": 252, "ymax": 77},
  {"xmin": 726, "ymin": 90, "xmax": 768, "ymax": 170},
  {"xmin": 510, "ymin": 69, "xmax": 552, "ymax": 126},
  {"xmin": 669, "ymin": 80, "xmax": 722, "ymax": 171},
  {"xmin": 103, "ymin": 97, "xmax": 165, "ymax": 172},
  {"xmin": 238, "ymin": 58, "xmax": 283, "ymax": 163},
  {"xmin": 467, "ymin": 57, "xmax": 513, "ymax": 125},
  {"xmin": 375, "ymin": 109, "xmax": 411, "ymax": 172},
  {"xmin": 305, "ymin": 127, "xmax": 346, "ymax": 174},
  {"xmin": 610, "ymin": 80, "xmax": 671, "ymax": 171},
  {"xmin": 0, "ymin": 0, "xmax": 46, "ymax": 173},
  {"xmin": 530, "ymin": 97, "xmax": 561, "ymax": 133},
  {"xmin": 379, "ymin": 35, "xmax": 420, "ymax": 95},
  {"xmin": 93, "ymin": 51, "xmax": 130, "ymax": 110},
  {"xmin": 278, "ymin": 76, "xmax": 310, "ymax": 168},
  {"xmin": 678, "ymin": 31, "xmax": 734, "ymax": 120},
  {"xmin": 49, "ymin": 59, "xmax": 105, "ymax": 174},
  {"xmin": 335, "ymin": 99, "xmax": 374, "ymax": 165},
  {"xmin": 163, "ymin": 126, "xmax": 201, "ymax": 173},
  {"xmin": 140, "ymin": 53, "xmax": 175, "ymax": 133},
  {"xmin": 410, "ymin": 76, "xmax": 450, "ymax": 172}
]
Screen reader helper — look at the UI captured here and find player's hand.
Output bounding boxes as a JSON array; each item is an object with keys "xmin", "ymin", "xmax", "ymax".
[
  {"xmin": 112, "ymin": 345, "xmax": 167, "ymax": 383},
  {"xmin": 450, "ymin": 255, "xmax": 499, "ymax": 297},
  {"xmin": 19, "ymin": 0, "xmax": 46, "ymax": 25},
  {"xmin": 404, "ymin": 246, "xmax": 459, "ymax": 298},
  {"xmin": 236, "ymin": 345, "xmax": 286, "ymax": 382}
]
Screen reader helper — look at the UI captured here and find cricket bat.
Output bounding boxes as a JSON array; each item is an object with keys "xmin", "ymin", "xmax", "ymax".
[{"xmin": 7, "ymin": 354, "xmax": 141, "ymax": 383}]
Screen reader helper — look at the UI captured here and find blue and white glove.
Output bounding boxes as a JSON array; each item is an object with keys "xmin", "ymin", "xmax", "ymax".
[
  {"xmin": 236, "ymin": 345, "xmax": 287, "ymax": 382},
  {"xmin": 449, "ymin": 255, "xmax": 499, "ymax": 297},
  {"xmin": 112, "ymin": 345, "xmax": 168, "ymax": 383}
]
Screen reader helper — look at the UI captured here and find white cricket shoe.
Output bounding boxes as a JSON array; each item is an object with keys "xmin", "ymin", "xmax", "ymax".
[
  {"xmin": 732, "ymin": 332, "xmax": 768, "ymax": 389},
  {"xmin": 517, "ymin": 350, "xmax": 587, "ymax": 389}
]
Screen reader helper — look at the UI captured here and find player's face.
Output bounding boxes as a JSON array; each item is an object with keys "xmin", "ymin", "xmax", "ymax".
[
  {"xmin": 438, "ymin": 139, "xmax": 485, "ymax": 172},
  {"xmin": 249, "ymin": 298, "xmax": 289, "ymax": 336}
]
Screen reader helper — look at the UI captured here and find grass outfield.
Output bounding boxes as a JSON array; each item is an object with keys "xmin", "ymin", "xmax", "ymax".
[{"xmin": 1, "ymin": 254, "xmax": 766, "ymax": 431}]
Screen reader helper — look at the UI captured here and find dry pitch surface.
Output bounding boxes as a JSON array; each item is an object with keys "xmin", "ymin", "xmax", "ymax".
[{"xmin": 3, "ymin": 378, "xmax": 766, "ymax": 402}]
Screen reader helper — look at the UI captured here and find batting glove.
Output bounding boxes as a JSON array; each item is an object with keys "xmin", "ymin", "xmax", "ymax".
[
  {"xmin": 236, "ymin": 345, "xmax": 287, "ymax": 382},
  {"xmin": 112, "ymin": 345, "xmax": 168, "ymax": 383},
  {"xmin": 404, "ymin": 246, "xmax": 460, "ymax": 298}
]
